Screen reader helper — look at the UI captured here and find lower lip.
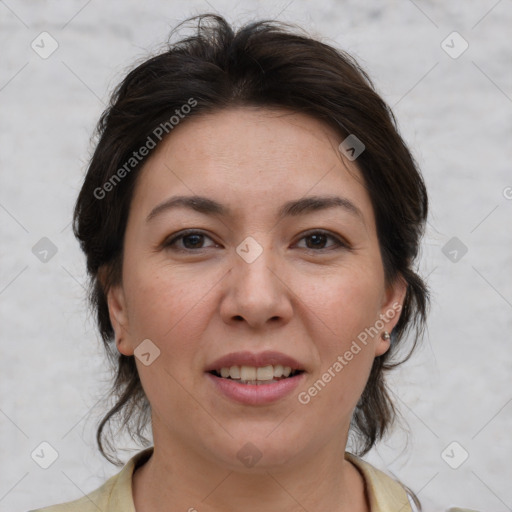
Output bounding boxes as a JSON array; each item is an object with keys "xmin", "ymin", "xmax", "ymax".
[{"xmin": 206, "ymin": 372, "xmax": 305, "ymax": 405}]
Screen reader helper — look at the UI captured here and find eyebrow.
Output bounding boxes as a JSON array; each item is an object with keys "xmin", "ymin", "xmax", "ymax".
[{"xmin": 146, "ymin": 194, "xmax": 364, "ymax": 224}]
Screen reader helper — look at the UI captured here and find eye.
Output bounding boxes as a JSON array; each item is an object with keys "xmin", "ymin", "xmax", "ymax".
[
  {"xmin": 163, "ymin": 230, "xmax": 218, "ymax": 251},
  {"xmin": 295, "ymin": 230, "xmax": 350, "ymax": 251},
  {"xmin": 162, "ymin": 229, "xmax": 350, "ymax": 253}
]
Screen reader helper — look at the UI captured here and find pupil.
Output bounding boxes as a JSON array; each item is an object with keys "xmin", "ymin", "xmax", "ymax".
[
  {"xmin": 184, "ymin": 234, "xmax": 203, "ymax": 248},
  {"xmin": 307, "ymin": 234, "xmax": 326, "ymax": 249}
]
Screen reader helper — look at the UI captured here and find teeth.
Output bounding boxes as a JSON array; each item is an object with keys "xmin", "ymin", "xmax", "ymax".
[
  {"xmin": 273, "ymin": 364, "xmax": 284, "ymax": 377},
  {"xmin": 229, "ymin": 365, "xmax": 240, "ymax": 379},
  {"xmin": 256, "ymin": 365, "xmax": 274, "ymax": 380},
  {"xmin": 240, "ymin": 366, "xmax": 257, "ymax": 380},
  {"xmin": 216, "ymin": 364, "xmax": 296, "ymax": 381}
]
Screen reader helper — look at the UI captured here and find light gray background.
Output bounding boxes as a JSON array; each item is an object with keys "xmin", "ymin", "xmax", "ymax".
[{"xmin": 1, "ymin": 1, "xmax": 511, "ymax": 511}]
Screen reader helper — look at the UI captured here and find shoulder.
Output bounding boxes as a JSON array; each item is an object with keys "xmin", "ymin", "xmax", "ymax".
[
  {"xmin": 345, "ymin": 454, "xmax": 483, "ymax": 512},
  {"xmin": 345, "ymin": 452, "xmax": 417, "ymax": 512},
  {"xmin": 28, "ymin": 474, "xmax": 117, "ymax": 512},
  {"xmin": 29, "ymin": 448, "xmax": 153, "ymax": 512}
]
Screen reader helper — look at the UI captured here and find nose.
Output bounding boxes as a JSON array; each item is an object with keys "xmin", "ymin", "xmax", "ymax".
[{"xmin": 219, "ymin": 240, "xmax": 294, "ymax": 329}]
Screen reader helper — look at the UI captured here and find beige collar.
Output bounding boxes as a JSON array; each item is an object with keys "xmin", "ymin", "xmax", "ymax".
[{"xmin": 345, "ymin": 452, "xmax": 413, "ymax": 512}]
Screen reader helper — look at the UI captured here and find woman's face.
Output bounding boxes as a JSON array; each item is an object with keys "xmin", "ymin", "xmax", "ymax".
[{"xmin": 108, "ymin": 107, "xmax": 405, "ymax": 471}]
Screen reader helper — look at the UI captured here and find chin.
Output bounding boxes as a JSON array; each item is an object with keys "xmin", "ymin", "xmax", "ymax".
[{"xmin": 203, "ymin": 434, "xmax": 306, "ymax": 473}]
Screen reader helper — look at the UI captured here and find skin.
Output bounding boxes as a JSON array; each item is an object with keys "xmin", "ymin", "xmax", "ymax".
[{"xmin": 106, "ymin": 107, "xmax": 406, "ymax": 512}]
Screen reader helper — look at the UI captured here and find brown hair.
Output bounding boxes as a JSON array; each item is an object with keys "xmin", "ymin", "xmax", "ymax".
[{"xmin": 73, "ymin": 14, "xmax": 429, "ymax": 466}]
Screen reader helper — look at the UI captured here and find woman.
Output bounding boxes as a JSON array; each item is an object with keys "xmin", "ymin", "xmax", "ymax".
[{"xmin": 32, "ymin": 13, "xmax": 435, "ymax": 512}]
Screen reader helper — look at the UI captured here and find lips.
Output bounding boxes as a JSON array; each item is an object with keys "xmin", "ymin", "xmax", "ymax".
[{"xmin": 204, "ymin": 350, "xmax": 307, "ymax": 404}]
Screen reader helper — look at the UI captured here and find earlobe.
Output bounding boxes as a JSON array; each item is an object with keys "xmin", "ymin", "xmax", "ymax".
[
  {"xmin": 375, "ymin": 330, "xmax": 391, "ymax": 357},
  {"xmin": 375, "ymin": 276, "xmax": 408, "ymax": 357},
  {"xmin": 106, "ymin": 283, "xmax": 134, "ymax": 356}
]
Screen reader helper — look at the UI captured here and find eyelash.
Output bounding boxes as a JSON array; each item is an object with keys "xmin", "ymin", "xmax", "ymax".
[{"xmin": 163, "ymin": 229, "xmax": 351, "ymax": 253}]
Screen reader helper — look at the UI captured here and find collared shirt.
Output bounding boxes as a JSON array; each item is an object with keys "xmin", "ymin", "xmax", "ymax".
[{"xmin": 29, "ymin": 447, "xmax": 422, "ymax": 511}]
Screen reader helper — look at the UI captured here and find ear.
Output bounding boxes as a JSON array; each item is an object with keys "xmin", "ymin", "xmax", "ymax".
[
  {"xmin": 106, "ymin": 282, "xmax": 134, "ymax": 357},
  {"xmin": 374, "ymin": 275, "xmax": 408, "ymax": 357}
]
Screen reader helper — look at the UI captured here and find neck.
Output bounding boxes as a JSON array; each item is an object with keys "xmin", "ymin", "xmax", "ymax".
[{"xmin": 132, "ymin": 430, "xmax": 368, "ymax": 512}]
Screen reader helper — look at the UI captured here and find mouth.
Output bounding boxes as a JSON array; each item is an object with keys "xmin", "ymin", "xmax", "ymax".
[
  {"xmin": 204, "ymin": 351, "xmax": 307, "ymax": 405},
  {"xmin": 208, "ymin": 365, "xmax": 305, "ymax": 385}
]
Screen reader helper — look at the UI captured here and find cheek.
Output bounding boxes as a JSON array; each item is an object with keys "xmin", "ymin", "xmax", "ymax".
[
  {"xmin": 124, "ymin": 262, "xmax": 213, "ymax": 341},
  {"xmin": 122, "ymin": 261, "xmax": 226, "ymax": 399},
  {"xmin": 123, "ymin": 264, "xmax": 213, "ymax": 411},
  {"xmin": 298, "ymin": 262, "xmax": 384, "ymax": 342},
  {"xmin": 294, "ymin": 264, "xmax": 383, "ymax": 410}
]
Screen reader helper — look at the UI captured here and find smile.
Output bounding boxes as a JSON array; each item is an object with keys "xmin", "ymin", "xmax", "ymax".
[
  {"xmin": 210, "ymin": 364, "xmax": 303, "ymax": 384},
  {"xmin": 206, "ymin": 371, "xmax": 305, "ymax": 405},
  {"xmin": 205, "ymin": 350, "xmax": 307, "ymax": 404}
]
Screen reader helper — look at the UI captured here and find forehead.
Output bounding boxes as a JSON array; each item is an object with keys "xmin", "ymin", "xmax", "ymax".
[{"xmin": 131, "ymin": 107, "xmax": 375, "ymax": 226}]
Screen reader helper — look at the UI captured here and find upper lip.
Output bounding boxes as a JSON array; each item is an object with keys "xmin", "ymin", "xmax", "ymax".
[{"xmin": 205, "ymin": 350, "xmax": 305, "ymax": 372}]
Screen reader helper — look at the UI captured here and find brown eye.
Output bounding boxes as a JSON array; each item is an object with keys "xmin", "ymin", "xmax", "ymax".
[
  {"xmin": 296, "ymin": 230, "xmax": 350, "ymax": 251},
  {"xmin": 164, "ymin": 230, "xmax": 218, "ymax": 251},
  {"xmin": 305, "ymin": 233, "xmax": 329, "ymax": 249},
  {"xmin": 181, "ymin": 233, "xmax": 206, "ymax": 249}
]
